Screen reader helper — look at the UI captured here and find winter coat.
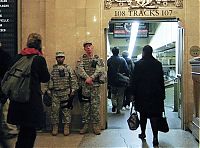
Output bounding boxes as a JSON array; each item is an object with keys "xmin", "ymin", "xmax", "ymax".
[
  {"xmin": 7, "ymin": 48, "xmax": 50, "ymax": 128},
  {"xmin": 107, "ymin": 55, "xmax": 129, "ymax": 87},
  {"xmin": 131, "ymin": 56, "xmax": 165, "ymax": 117},
  {"xmin": 0, "ymin": 49, "xmax": 11, "ymax": 80},
  {"xmin": 123, "ymin": 57, "xmax": 134, "ymax": 76}
]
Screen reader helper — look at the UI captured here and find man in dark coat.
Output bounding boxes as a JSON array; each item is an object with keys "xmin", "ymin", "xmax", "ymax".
[
  {"xmin": 131, "ymin": 45, "xmax": 165, "ymax": 147},
  {"xmin": 0, "ymin": 43, "xmax": 12, "ymax": 148},
  {"xmin": 121, "ymin": 51, "xmax": 134, "ymax": 110},
  {"xmin": 107, "ymin": 47, "xmax": 129, "ymax": 114},
  {"xmin": 6, "ymin": 33, "xmax": 50, "ymax": 148}
]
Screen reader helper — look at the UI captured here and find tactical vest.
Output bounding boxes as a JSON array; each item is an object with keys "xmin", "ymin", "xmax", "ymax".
[
  {"xmin": 51, "ymin": 64, "xmax": 71, "ymax": 91},
  {"xmin": 82, "ymin": 54, "xmax": 99, "ymax": 76}
]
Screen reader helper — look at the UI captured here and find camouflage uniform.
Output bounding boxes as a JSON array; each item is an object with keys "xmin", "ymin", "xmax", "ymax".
[
  {"xmin": 77, "ymin": 54, "xmax": 105, "ymax": 124},
  {"xmin": 49, "ymin": 64, "xmax": 78, "ymax": 125}
]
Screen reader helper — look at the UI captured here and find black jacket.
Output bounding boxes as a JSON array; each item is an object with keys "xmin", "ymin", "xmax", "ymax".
[
  {"xmin": 107, "ymin": 55, "xmax": 129, "ymax": 87},
  {"xmin": 123, "ymin": 57, "xmax": 134, "ymax": 76},
  {"xmin": 0, "ymin": 49, "xmax": 11, "ymax": 80},
  {"xmin": 7, "ymin": 52, "xmax": 50, "ymax": 128},
  {"xmin": 131, "ymin": 56, "xmax": 165, "ymax": 117},
  {"xmin": 0, "ymin": 49, "xmax": 11, "ymax": 104}
]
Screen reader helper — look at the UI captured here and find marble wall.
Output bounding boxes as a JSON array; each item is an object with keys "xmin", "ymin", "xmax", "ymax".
[{"xmin": 19, "ymin": 0, "xmax": 199, "ymax": 130}]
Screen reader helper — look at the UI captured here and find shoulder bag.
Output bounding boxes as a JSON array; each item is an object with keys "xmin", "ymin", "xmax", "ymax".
[{"xmin": 127, "ymin": 105, "xmax": 139, "ymax": 130}]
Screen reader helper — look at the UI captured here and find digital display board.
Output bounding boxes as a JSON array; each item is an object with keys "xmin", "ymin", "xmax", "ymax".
[
  {"xmin": 113, "ymin": 22, "xmax": 148, "ymax": 38},
  {"xmin": 0, "ymin": 0, "xmax": 17, "ymax": 57}
]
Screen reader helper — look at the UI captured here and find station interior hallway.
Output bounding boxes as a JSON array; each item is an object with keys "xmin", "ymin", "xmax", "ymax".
[{"xmin": 6, "ymin": 86, "xmax": 199, "ymax": 148}]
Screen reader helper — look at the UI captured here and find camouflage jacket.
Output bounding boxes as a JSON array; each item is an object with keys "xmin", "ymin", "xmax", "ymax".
[
  {"xmin": 48, "ymin": 64, "xmax": 78, "ymax": 94},
  {"xmin": 76, "ymin": 54, "xmax": 106, "ymax": 87}
]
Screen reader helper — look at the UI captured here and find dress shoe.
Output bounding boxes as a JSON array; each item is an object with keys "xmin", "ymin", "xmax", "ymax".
[
  {"xmin": 112, "ymin": 106, "xmax": 116, "ymax": 112},
  {"xmin": 122, "ymin": 107, "xmax": 126, "ymax": 111},
  {"xmin": 126, "ymin": 105, "xmax": 130, "ymax": 110},
  {"xmin": 138, "ymin": 133, "xmax": 146, "ymax": 139},
  {"xmin": 116, "ymin": 109, "xmax": 121, "ymax": 114}
]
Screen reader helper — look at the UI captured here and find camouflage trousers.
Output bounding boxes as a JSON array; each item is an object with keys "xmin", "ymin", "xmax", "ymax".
[
  {"xmin": 51, "ymin": 91, "xmax": 71, "ymax": 124},
  {"xmin": 81, "ymin": 86, "xmax": 100, "ymax": 124},
  {"xmin": 111, "ymin": 86, "xmax": 126, "ymax": 110}
]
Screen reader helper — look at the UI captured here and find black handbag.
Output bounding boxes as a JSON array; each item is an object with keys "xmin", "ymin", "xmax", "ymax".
[
  {"xmin": 43, "ymin": 91, "xmax": 52, "ymax": 107},
  {"xmin": 116, "ymin": 73, "xmax": 130, "ymax": 86},
  {"xmin": 158, "ymin": 112, "xmax": 169, "ymax": 133},
  {"xmin": 127, "ymin": 105, "xmax": 139, "ymax": 130}
]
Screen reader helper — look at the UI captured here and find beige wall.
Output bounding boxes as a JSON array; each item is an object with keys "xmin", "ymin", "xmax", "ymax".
[
  {"xmin": 20, "ymin": 0, "xmax": 200, "ymax": 129},
  {"xmin": 184, "ymin": 0, "xmax": 199, "ymax": 127}
]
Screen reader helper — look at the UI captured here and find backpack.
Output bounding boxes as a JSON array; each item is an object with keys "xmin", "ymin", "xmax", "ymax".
[{"xmin": 1, "ymin": 55, "xmax": 36, "ymax": 103}]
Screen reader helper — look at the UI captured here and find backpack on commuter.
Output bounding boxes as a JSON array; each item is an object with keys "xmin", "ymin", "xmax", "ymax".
[{"xmin": 1, "ymin": 55, "xmax": 36, "ymax": 103}]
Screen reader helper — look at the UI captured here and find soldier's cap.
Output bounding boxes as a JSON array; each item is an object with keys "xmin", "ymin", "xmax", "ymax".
[
  {"xmin": 83, "ymin": 41, "xmax": 92, "ymax": 47},
  {"xmin": 56, "ymin": 51, "xmax": 65, "ymax": 57}
]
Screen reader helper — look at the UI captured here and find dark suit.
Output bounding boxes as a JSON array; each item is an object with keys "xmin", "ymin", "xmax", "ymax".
[{"xmin": 131, "ymin": 55, "xmax": 165, "ymax": 144}]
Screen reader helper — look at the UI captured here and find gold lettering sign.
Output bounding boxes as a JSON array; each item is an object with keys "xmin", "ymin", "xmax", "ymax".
[
  {"xmin": 114, "ymin": 9, "xmax": 176, "ymax": 17},
  {"xmin": 105, "ymin": 0, "xmax": 183, "ymax": 9}
]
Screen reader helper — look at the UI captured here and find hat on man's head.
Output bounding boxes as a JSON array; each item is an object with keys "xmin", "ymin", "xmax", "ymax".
[
  {"xmin": 56, "ymin": 51, "xmax": 65, "ymax": 57},
  {"xmin": 83, "ymin": 41, "xmax": 92, "ymax": 47},
  {"xmin": 122, "ymin": 51, "xmax": 129, "ymax": 58},
  {"xmin": 27, "ymin": 33, "xmax": 42, "ymax": 44}
]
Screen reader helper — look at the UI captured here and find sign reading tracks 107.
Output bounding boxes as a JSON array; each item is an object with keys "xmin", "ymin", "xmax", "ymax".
[
  {"xmin": 0, "ymin": 0, "xmax": 17, "ymax": 57},
  {"xmin": 104, "ymin": 0, "xmax": 183, "ymax": 17}
]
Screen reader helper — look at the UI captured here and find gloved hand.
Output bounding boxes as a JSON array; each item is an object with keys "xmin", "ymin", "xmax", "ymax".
[
  {"xmin": 66, "ymin": 95, "xmax": 75, "ymax": 110},
  {"xmin": 43, "ymin": 90, "xmax": 52, "ymax": 107}
]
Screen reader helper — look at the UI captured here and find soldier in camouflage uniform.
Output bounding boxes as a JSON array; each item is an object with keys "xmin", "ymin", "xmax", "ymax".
[
  {"xmin": 48, "ymin": 51, "xmax": 78, "ymax": 136},
  {"xmin": 76, "ymin": 41, "xmax": 106, "ymax": 135}
]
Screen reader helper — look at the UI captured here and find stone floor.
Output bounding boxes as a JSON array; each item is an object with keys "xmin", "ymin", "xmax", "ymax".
[
  {"xmin": 6, "ymin": 104, "xmax": 199, "ymax": 148},
  {"xmin": 4, "ymin": 87, "xmax": 199, "ymax": 148},
  {"xmin": 6, "ymin": 128, "xmax": 199, "ymax": 148}
]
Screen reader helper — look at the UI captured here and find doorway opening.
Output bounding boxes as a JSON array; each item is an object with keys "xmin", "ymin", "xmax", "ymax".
[{"xmin": 106, "ymin": 19, "xmax": 184, "ymax": 130}]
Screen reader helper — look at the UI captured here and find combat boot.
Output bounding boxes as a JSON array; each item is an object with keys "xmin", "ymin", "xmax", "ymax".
[
  {"xmin": 63, "ymin": 124, "xmax": 70, "ymax": 136},
  {"xmin": 79, "ymin": 124, "xmax": 89, "ymax": 134},
  {"xmin": 52, "ymin": 124, "xmax": 58, "ymax": 136},
  {"xmin": 93, "ymin": 124, "xmax": 101, "ymax": 135}
]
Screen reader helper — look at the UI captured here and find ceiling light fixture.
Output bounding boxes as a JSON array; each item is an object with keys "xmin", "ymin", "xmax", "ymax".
[{"xmin": 128, "ymin": 22, "xmax": 139, "ymax": 58}]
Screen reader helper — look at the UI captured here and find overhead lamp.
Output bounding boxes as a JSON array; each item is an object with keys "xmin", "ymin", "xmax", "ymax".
[{"xmin": 128, "ymin": 22, "xmax": 139, "ymax": 58}]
